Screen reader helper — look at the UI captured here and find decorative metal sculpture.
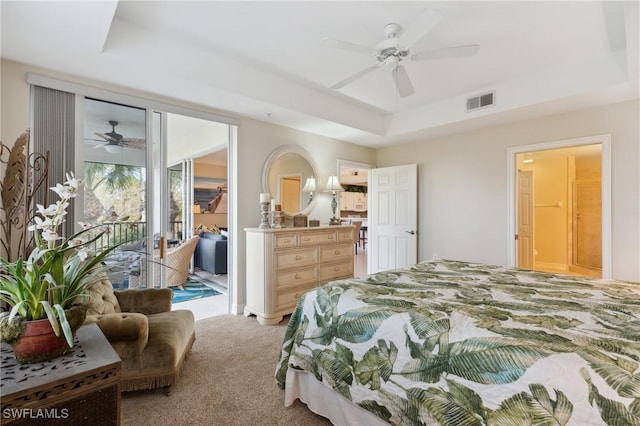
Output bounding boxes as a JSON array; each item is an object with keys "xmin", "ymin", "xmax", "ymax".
[{"xmin": 0, "ymin": 130, "xmax": 50, "ymax": 261}]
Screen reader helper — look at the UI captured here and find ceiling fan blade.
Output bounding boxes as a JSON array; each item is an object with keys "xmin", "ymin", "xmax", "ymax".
[
  {"xmin": 94, "ymin": 132, "xmax": 117, "ymax": 142},
  {"xmin": 121, "ymin": 138, "xmax": 146, "ymax": 149},
  {"xmin": 392, "ymin": 65, "xmax": 415, "ymax": 98},
  {"xmin": 321, "ymin": 38, "xmax": 377, "ymax": 56},
  {"xmin": 411, "ymin": 44, "xmax": 480, "ymax": 61},
  {"xmin": 398, "ymin": 9, "xmax": 443, "ymax": 49},
  {"xmin": 331, "ymin": 63, "xmax": 381, "ymax": 90}
]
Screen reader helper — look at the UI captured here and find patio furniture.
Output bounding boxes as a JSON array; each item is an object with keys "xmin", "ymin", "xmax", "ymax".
[{"xmin": 128, "ymin": 235, "xmax": 200, "ymax": 289}]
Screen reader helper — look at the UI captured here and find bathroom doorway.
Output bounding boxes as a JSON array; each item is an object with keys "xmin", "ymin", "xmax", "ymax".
[{"xmin": 515, "ymin": 143, "xmax": 604, "ymax": 277}]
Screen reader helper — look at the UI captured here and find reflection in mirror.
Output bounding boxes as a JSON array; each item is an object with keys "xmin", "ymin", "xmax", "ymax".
[{"xmin": 262, "ymin": 146, "xmax": 318, "ymax": 217}]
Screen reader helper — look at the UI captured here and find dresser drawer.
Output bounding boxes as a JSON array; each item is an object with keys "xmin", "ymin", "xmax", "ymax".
[
  {"xmin": 275, "ymin": 266, "xmax": 317, "ymax": 288},
  {"xmin": 337, "ymin": 229, "xmax": 354, "ymax": 243},
  {"xmin": 320, "ymin": 244, "xmax": 353, "ymax": 263},
  {"xmin": 275, "ymin": 283, "xmax": 316, "ymax": 311},
  {"xmin": 275, "ymin": 248, "xmax": 317, "ymax": 269},
  {"xmin": 300, "ymin": 231, "xmax": 336, "ymax": 246},
  {"xmin": 275, "ymin": 233, "xmax": 298, "ymax": 248},
  {"xmin": 320, "ymin": 261, "xmax": 353, "ymax": 282}
]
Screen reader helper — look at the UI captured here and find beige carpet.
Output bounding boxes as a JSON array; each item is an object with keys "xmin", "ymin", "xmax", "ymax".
[{"xmin": 121, "ymin": 314, "xmax": 331, "ymax": 426}]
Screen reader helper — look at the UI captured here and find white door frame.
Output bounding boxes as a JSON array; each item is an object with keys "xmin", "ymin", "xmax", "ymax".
[{"xmin": 506, "ymin": 134, "xmax": 611, "ymax": 278}]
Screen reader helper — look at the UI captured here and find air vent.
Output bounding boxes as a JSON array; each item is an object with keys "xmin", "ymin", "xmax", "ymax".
[{"xmin": 466, "ymin": 91, "xmax": 495, "ymax": 112}]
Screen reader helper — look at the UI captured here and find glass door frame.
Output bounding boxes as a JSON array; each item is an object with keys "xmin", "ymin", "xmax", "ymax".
[{"xmin": 29, "ymin": 72, "xmax": 237, "ymax": 297}]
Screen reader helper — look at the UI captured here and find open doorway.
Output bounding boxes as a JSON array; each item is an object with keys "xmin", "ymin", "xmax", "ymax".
[
  {"xmin": 338, "ymin": 160, "xmax": 373, "ymax": 278},
  {"xmin": 511, "ymin": 137, "xmax": 610, "ymax": 278},
  {"xmin": 166, "ymin": 113, "xmax": 230, "ymax": 319}
]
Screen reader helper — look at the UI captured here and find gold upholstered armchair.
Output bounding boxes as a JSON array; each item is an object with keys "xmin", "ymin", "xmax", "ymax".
[
  {"xmin": 83, "ymin": 272, "xmax": 195, "ymax": 392},
  {"xmin": 129, "ymin": 235, "xmax": 199, "ymax": 289}
]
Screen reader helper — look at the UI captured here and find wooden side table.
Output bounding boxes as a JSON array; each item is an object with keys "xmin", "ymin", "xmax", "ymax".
[{"xmin": 1, "ymin": 323, "xmax": 121, "ymax": 425}]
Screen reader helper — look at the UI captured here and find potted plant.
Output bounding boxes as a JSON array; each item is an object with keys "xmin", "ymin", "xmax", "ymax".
[{"xmin": 0, "ymin": 172, "xmax": 119, "ymax": 363}]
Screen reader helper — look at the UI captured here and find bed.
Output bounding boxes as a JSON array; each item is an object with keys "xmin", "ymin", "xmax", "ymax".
[{"xmin": 275, "ymin": 259, "xmax": 640, "ymax": 426}]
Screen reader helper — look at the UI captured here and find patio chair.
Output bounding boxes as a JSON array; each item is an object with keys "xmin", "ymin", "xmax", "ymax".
[{"xmin": 129, "ymin": 235, "xmax": 200, "ymax": 289}]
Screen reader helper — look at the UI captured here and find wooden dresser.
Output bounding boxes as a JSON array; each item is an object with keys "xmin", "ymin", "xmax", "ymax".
[{"xmin": 244, "ymin": 225, "xmax": 354, "ymax": 325}]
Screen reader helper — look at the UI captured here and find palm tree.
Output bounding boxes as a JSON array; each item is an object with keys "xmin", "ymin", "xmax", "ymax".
[{"xmin": 83, "ymin": 162, "xmax": 144, "ymax": 224}]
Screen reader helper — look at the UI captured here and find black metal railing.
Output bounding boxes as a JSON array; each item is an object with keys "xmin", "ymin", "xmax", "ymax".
[{"xmin": 92, "ymin": 220, "xmax": 184, "ymax": 251}]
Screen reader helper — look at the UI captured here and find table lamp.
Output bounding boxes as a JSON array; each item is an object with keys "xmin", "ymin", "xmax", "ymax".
[
  {"xmin": 324, "ymin": 175, "xmax": 344, "ymax": 225},
  {"xmin": 302, "ymin": 176, "xmax": 317, "ymax": 205}
]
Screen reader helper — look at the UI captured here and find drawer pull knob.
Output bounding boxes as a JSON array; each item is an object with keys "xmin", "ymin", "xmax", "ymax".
[
  {"xmin": 334, "ymin": 250, "xmax": 340, "ymax": 254},
  {"xmin": 295, "ymin": 255, "xmax": 301, "ymax": 260},
  {"xmin": 295, "ymin": 292, "xmax": 301, "ymax": 298},
  {"xmin": 334, "ymin": 266, "xmax": 340, "ymax": 271},
  {"xmin": 295, "ymin": 274, "xmax": 300, "ymax": 279},
  {"xmin": 284, "ymin": 239, "xmax": 290, "ymax": 243}
]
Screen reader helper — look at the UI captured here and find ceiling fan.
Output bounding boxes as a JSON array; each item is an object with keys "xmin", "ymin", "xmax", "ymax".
[
  {"xmin": 322, "ymin": 9, "xmax": 479, "ymax": 98},
  {"xmin": 92, "ymin": 120, "xmax": 145, "ymax": 153}
]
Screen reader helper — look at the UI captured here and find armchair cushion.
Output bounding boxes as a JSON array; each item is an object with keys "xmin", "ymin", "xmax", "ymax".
[
  {"xmin": 84, "ymin": 272, "xmax": 122, "ymax": 314},
  {"xmin": 115, "ymin": 288, "xmax": 172, "ymax": 315},
  {"xmin": 85, "ymin": 312, "xmax": 149, "ymax": 343}
]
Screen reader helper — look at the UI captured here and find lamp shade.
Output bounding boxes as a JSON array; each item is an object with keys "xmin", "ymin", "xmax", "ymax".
[
  {"xmin": 324, "ymin": 175, "xmax": 344, "ymax": 192},
  {"xmin": 103, "ymin": 143, "xmax": 123, "ymax": 154},
  {"xmin": 302, "ymin": 177, "xmax": 317, "ymax": 192}
]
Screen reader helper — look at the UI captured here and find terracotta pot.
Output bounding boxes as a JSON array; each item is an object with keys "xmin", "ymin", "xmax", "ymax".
[{"xmin": 11, "ymin": 305, "xmax": 87, "ymax": 364}]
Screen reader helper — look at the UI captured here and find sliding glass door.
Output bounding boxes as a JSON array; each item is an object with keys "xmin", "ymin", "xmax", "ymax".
[{"xmin": 82, "ymin": 99, "xmax": 169, "ymax": 289}]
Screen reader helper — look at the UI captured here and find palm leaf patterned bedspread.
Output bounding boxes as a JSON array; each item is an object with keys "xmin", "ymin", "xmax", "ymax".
[{"xmin": 275, "ymin": 259, "xmax": 640, "ymax": 426}]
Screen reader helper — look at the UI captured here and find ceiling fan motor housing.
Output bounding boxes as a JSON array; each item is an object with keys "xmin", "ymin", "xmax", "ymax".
[{"xmin": 377, "ymin": 24, "xmax": 409, "ymax": 64}]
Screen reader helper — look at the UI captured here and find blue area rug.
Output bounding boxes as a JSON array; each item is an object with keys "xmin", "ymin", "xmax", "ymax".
[{"xmin": 172, "ymin": 282, "xmax": 221, "ymax": 304}]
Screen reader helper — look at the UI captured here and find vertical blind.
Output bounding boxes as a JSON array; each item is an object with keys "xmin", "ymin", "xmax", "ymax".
[{"xmin": 32, "ymin": 85, "xmax": 75, "ymax": 238}]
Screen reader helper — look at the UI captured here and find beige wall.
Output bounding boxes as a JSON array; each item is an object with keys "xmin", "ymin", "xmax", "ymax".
[{"xmin": 376, "ymin": 100, "xmax": 640, "ymax": 282}]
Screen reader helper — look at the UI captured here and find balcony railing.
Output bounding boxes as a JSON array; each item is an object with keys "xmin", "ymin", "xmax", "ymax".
[{"xmin": 93, "ymin": 221, "xmax": 183, "ymax": 251}]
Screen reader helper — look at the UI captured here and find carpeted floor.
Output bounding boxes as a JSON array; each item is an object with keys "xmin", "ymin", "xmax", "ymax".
[
  {"xmin": 121, "ymin": 314, "xmax": 331, "ymax": 426},
  {"xmin": 171, "ymin": 281, "xmax": 221, "ymax": 304}
]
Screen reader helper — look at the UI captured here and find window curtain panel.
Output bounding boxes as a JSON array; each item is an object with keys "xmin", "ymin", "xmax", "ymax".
[{"xmin": 31, "ymin": 85, "xmax": 75, "ymax": 238}]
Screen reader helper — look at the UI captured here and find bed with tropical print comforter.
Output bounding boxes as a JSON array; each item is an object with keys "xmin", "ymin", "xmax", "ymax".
[{"xmin": 275, "ymin": 259, "xmax": 640, "ymax": 426}]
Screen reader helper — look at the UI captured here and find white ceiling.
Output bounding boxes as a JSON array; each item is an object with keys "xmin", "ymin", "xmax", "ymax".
[{"xmin": 2, "ymin": 1, "xmax": 638, "ymax": 148}]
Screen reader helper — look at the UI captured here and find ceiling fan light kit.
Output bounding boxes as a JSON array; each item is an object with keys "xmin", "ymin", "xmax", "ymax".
[
  {"xmin": 323, "ymin": 9, "xmax": 479, "ymax": 99},
  {"xmin": 103, "ymin": 143, "xmax": 123, "ymax": 154}
]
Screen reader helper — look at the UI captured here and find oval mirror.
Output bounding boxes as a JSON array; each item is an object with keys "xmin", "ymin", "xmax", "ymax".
[{"xmin": 262, "ymin": 146, "xmax": 318, "ymax": 217}]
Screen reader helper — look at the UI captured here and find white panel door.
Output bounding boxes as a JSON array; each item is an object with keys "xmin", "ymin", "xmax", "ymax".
[
  {"xmin": 368, "ymin": 164, "xmax": 418, "ymax": 274},
  {"xmin": 517, "ymin": 170, "xmax": 534, "ymax": 270}
]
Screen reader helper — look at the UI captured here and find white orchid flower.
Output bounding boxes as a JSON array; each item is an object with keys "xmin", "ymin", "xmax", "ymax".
[
  {"xmin": 67, "ymin": 238, "xmax": 85, "ymax": 248},
  {"xmin": 64, "ymin": 172, "xmax": 82, "ymax": 190},
  {"xmin": 28, "ymin": 216, "xmax": 51, "ymax": 232},
  {"xmin": 41, "ymin": 229, "xmax": 62, "ymax": 243},
  {"xmin": 50, "ymin": 183, "xmax": 73, "ymax": 199},
  {"xmin": 77, "ymin": 249, "xmax": 89, "ymax": 261},
  {"xmin": 36, "ymin": 203, "xmax": 58, "ymax": 217}
]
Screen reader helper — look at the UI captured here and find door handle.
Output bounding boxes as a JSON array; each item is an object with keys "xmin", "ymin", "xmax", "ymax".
[{"xmin": 405, "ymin": 230, "xmax": 416, "ymax": 235}]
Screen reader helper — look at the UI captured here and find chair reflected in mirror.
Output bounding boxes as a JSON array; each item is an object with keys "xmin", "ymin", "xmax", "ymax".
[{"xmin": 351, "ymin": 220, "xmax": 363, "ymax": 255}]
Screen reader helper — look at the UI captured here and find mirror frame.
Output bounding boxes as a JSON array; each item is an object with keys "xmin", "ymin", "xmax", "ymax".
[{"xmin": 262, "ymin": 145, "xmax": 319, "ymax": 218}]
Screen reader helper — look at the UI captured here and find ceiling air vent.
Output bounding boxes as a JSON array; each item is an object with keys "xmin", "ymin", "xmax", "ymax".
[{"xmin": 466, "ymin": 91, "xmax": 494, "ymax": 112}]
